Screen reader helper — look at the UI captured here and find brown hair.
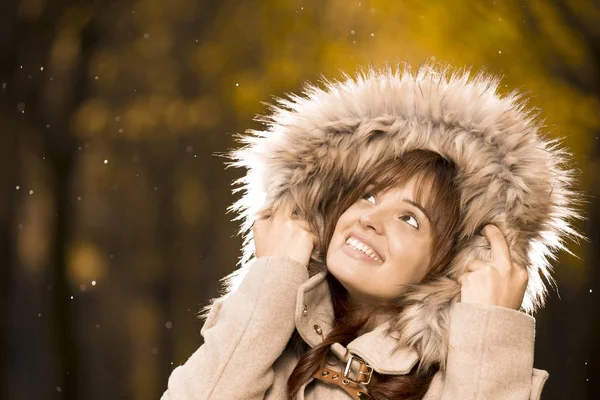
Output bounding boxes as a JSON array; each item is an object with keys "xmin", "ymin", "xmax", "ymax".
[{"xmin": 287, "ymin": 149, "xmax": 462, "ymax": 399}]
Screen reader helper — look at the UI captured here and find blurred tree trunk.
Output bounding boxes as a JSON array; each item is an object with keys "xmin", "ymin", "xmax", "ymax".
[
  {"xmin": 43, "ymin": 15, "xmax": 98, "ymax": 400},
  {"xmin": 0, "ymin": 1, "xmax": 31, "ymax": 397},
  {"xmin": 49, "ymin": 152, "xmax": 78, "ymax": 398},
  {"xmin": 0, "ymin": 113, "xmax": 19, "ymax": 400},
  {"xmin": 0, "ymin": 0, "xmax": 99, "ymax": 398},
  {"xmin": 155, "ymin": 152, "xmax": 176, "ymax": 391}
]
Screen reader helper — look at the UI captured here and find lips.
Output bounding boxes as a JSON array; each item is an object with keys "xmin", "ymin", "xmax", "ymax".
[{"xmin": 345, "ymin": 231, "xmax": 384, "ymax": 262}]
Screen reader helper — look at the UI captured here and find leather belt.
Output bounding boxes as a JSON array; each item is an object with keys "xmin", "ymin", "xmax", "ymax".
[{"xmin": 312, "ymin": 352, "xmax": 374, "ymax": 400}]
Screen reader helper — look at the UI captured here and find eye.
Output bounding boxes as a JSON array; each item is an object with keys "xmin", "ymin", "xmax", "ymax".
[
  {"xmin": 400, "ymin": 213, "xmax": 420, "ymax": 229},
  {"xmin": 362, "ymin": 193, "xmax": 376, "ymax": 204}
]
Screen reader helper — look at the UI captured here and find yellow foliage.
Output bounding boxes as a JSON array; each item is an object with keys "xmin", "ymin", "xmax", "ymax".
[
  {"xmin": 67, "ymin": 241, "xmax": 107, "ymax": 285},
  {"xmin": 232, "ymin": 72, "xmax": 268, "ymax": 119},
  {"xmin": 191, "ymin": 42, "xmax": 227, "ymax": 80},
  {"xmin": 133, "ymin": 23, "xmax": 174, "ymax": 58},
  {"xmin": 175, "ymin": 177, "xmax": 209, "ymax": 227},
  {"xmin": 529, "ymin": 0, "xmax": 588, "ymax": 68},
  {"xmin": 72, "ymin": 97, "xmax": 110, "ymax": 138},
  {"xmin": 164, "ymin": 98, "xmax": 188, "ymax": 133},
  {"xmin": 49, "ymin": 28, "xmax": 80, "ymax": 75},
  {"xmin": 188, "ymin": 97, "xmax": 221, "ymax": 129},
  {"xmin": 122, "ymin": 97, "xmax": 160, "ymax": 139},
  {"xmin": 89, "ymin": 50, "xmax": 120, "ymax": 91}
]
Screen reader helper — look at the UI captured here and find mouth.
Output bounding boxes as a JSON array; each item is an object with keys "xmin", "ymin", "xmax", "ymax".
[{"xmin": 342, "ymin": 234, "xmax": 384, "ymax": 263}]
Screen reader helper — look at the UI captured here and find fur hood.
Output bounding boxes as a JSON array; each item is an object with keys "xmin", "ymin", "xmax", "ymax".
[{"xmin": 221, "ymin": 63, "xmax": 581, "ymax": 371}]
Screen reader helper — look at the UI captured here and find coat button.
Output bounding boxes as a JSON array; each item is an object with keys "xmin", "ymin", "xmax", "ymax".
[
  {"xmin": 313, "ymin": 324, "xmax": 323, "ymax": 335},
  {"xmin": 302, "ymin": 305, "xmax": 308, "ymax": 316}
]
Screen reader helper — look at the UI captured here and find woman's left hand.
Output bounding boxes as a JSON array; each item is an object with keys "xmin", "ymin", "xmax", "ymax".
[{"xmin": 458, "ymin": 224, "xmax": 529, "ymax": 310}]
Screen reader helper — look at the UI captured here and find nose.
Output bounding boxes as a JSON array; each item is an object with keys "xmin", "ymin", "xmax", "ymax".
[{"xmin": 359, "ymin": 208, "xmax": 384, "ymax": 234}]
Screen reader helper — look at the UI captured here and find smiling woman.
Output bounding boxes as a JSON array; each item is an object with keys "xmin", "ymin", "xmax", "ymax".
[
  {"xmin": 325, "ymin": 150, "xmax": 461, "ymax": 304},
  {"xmin": 161, "ymin": 64, "xmax": 581, "ymax": 400}
]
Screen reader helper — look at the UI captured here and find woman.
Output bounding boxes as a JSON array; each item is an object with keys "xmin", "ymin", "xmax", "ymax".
[{"xmin": 162, "ymin": 64, "xmax": 580, "ymax": 399}]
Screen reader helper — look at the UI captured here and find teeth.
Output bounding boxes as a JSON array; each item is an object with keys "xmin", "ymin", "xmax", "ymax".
[{"xmin": 346, "ymin": 237, "xmax": 382, "ymax": 262}]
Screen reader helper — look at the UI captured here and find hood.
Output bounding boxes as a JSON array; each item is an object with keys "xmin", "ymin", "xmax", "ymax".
[{"xmin": 221, "ymin": 63, "xmax": 581, "ymax": 371}]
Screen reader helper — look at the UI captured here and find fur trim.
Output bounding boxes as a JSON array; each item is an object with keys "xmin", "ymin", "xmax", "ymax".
[{"xmin": 222, "ymin": 63, "xmax": 582, "ymax": 371}]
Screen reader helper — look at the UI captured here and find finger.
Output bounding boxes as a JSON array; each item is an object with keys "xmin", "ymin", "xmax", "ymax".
[
  {"xmin": 482, "ymin": 224, "xmax": 512, "ymax": 271},
  {"xmin": 457, "ymin": 272, "xmax": 471, "ymax": 285},
  {"xmin": 465, "ymin": 259, "xmax": 488, "ymax": 272}
]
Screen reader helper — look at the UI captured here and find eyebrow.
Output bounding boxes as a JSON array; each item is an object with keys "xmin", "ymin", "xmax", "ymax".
[{"xmin": 402, "ymin": 199, "xmax": 431, "ymax": 223}]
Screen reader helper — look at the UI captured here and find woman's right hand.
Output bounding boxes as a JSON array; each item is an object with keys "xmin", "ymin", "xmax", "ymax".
[{"xmin": 252, "ymin": 198, "xmax": 317, "ymax": 267}]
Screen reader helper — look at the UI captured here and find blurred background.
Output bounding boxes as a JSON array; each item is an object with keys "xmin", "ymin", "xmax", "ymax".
[{"xmin": 1, "ymin": 0, "xmax": 599, "ymax": 399}]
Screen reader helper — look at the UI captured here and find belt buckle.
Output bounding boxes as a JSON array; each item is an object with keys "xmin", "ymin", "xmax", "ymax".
[{"xmin": 343, "ymin": 354, "xmax": 373, "ymax": 386}]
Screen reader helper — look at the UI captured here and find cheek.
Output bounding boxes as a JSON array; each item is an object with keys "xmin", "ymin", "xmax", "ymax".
[
  {"xmin": 326, "ymin": 221, "xmax": 344, "ymax": 267},
  {"xmin": 329, "ymin": 210, "xmax": 355, "ymax": 245},
  {"xmin": 326, "ymin": 213, "xmax": 360, "ymax": 276},
  {"xmin": 388, "ymin": 238, "xmax": 432, "ymax": 279}
]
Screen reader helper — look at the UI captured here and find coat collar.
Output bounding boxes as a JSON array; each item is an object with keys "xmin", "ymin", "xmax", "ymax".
[{"xmin": 295, "ymin": 271, "xmax": 419, "ymax": 375}]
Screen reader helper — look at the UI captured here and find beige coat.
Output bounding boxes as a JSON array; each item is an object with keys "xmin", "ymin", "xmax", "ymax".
[{"xmin": 162, "ymin": 257, "xmax": 548, "ymax": 399}]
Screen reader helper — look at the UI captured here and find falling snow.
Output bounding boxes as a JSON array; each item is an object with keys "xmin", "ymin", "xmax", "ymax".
[{"xmin": 3, "ymin": 6, "xmax": 597, "ymax": 399}]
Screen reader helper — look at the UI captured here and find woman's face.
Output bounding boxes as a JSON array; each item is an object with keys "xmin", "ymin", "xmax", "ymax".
[{"xmin": 326, "ymin": 177, "xmax": 435, "ymax": 303}]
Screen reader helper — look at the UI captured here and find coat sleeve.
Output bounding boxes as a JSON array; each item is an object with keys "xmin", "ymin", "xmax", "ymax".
[
  {"xmin": 160, "ymin": 256, "xmax": 309, "ymax": 400},
  {"xmin": 428, "ymin": 302, "xmax": 549, "ymax": 400}
]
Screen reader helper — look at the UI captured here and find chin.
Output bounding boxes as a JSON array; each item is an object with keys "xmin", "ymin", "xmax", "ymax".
[{"xmin": 326, "ymin": 252, "xmax": 362, "ymax": 289}]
